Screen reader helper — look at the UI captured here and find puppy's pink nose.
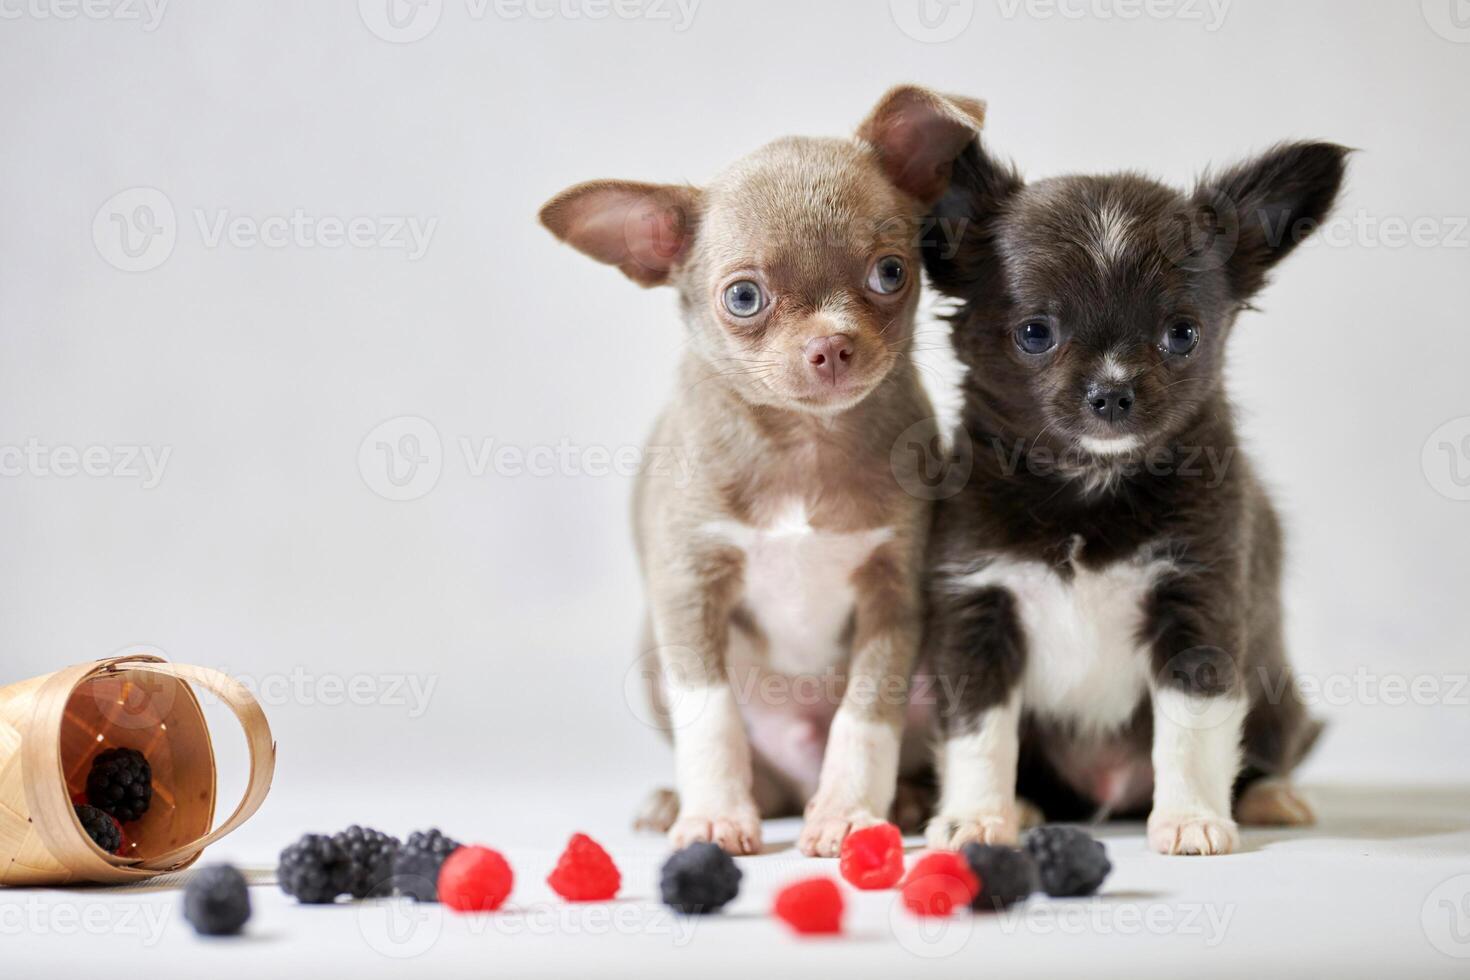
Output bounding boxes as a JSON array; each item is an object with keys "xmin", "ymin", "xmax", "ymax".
[{"xmin": 804, "ymin": 334, "xmax": 854, "ymax": 384}]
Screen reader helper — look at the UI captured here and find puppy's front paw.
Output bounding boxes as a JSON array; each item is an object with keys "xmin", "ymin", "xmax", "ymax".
[
  {"xmin": 1147, "ymin": 811, "xmax": 1239, "ymax": 856},
  {"xmin": 797, "ymin": 807, "xmax": 882, "ymax": 858},
  {"xmin": 668, "ymin": 806, "xmax": 762, "ymax": 855},
  {"xmin": 925, "ymin": 807, "xmax": 1021, "ymax": 850}
]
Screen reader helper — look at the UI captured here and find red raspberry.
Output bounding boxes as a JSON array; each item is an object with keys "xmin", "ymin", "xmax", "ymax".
[
  {"xmin": 772, "ymin": 877, "xmax": 845, "ymax": 935},
  {"xmin": 900, "ymin": 852, "xmax": 979, "ymax": 917},
  {"xmin": 437, "ymin": 846, "xmax": 514, "ymax": 912},
  {"xmin": 546, "ymin": 832, "xmax": 621, "ymax": 902},
  {"xmin": 839, "ymin": 822, "xmax": 904, "ymax": 890}
]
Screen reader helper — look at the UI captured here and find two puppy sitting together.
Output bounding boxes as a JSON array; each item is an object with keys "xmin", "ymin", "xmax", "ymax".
[{"xmin": 541, "ymin": 87, "xmax": 1345, "ymax": 858}]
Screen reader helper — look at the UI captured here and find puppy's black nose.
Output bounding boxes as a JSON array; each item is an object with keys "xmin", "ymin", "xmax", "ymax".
[{"xmin": 1087, "ymin": 384, "xmax": 1135, "ymax": 424}]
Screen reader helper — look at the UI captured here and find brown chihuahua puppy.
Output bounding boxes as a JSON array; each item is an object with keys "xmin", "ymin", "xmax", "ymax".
[{"xmin": 540, "ymin": 87, "xmax": 985, "ymax": 856}]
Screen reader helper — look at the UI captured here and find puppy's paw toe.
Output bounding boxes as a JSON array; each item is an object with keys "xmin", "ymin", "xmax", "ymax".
[
  {"xmin": 1147, "ymin": 811, "xmax": 1239, "ymax": 856},
  {"xmin": 1235, "ymin": 780, "xmax": 1315, "ymax": 827},
  {"xmin": 925, "ymin": 808, "xmax": 1020, "ymax": 850},
  {"xmin": 798, "ymin": 809, "xmax": 881, "ymax": 857},
  {"xmin": 669, "ymin": 808, "xmax": 762, "ymax": 855}
]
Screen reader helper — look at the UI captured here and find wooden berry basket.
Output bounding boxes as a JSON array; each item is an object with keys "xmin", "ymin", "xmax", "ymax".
[{"xmin": 0, "ymin": 654, "xmax": 275, "ymax": 886}]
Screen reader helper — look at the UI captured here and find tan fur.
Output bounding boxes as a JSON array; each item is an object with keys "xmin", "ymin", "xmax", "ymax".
[
  {"xmin": 1235, "ymin": 779, "xmax": 1316, "ymax": 827},
  {"xmin": 541, "ymin": 87, "xmax": 985, "ymax": 856}
]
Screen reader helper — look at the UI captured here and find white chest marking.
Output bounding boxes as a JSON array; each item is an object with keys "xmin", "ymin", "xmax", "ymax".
[
  {"xmin": 947, "ymin": 553, "xmax": 1174, "ymax": 733},
  {"xmin": 702, "ymin": 502, "xmax": 893, "ymax": 676}
]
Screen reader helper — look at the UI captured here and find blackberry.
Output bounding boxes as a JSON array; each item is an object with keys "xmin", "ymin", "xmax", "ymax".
[
  {"xmin": 394, "ymin": 828, "xmax": 461, "ymax": 902},
  {"xmin": 184, "ymin": 864, "xmax": 252, "ymax": 936},
  {"xmin": 85, "ymin": 747, "xmax": 153, "ymax": 822},
  {"xmin": 278, "ymin": 833, "xmax": 352, "ymax": 904},
  {"xmin": 74, "ymin": 804, "xmax": 121, "ymax": 854},
  {"xmin": 659, "ymin": 842, "xmax": 742, "ymax": 914},
  {"xmin": 960, "ymin": 843, "xmax": 1037, "ymax": 911},
  {"xmin": 1023, "ymin": 826, "xmax": 1112, "ymax": 897},
  {"xmin": 333, "ymin": 825, "xmax": 400, "ymax": 899}
]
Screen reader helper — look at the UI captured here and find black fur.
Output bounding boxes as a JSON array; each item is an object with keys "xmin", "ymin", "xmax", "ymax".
[{"xmin": 923, "ymin": 138, "xmax": 1348, "ymax": 817}]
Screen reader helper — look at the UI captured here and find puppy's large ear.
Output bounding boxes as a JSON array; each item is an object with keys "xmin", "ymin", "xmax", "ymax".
[
  {"xmin": 1194, "ymin": 141, "xmax": 1350, "ymax": 300},
  {"xmin": 539, "ymin": 180, "xmax": 702, "ymax": 287},
  {"xmin": 921, "ymin": 140, "xmax": 1025, "ymax": 297},
  {"xmin": 856, "ymin": 85, "xmax": 988, "ymax": 205}
]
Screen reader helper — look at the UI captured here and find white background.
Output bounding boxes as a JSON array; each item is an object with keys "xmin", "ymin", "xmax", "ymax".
[{"xmin": 1, "ymin": 6, "xmax": 1468, "ymax": 972}]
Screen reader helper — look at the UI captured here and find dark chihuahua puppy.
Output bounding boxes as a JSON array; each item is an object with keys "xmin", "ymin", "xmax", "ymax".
[{"xmin": 920, "ymin": 138, "xmax": 1347, "ymax": 854}]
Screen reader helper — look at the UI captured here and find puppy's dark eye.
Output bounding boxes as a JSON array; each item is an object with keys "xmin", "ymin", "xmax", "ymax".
[
  {"xmin": 867, "ymin": 255, "xmax": 906, "ymax": 295},
  {"xmin": 1015, "ymin": 320, "xmax": 1057, "ymax": 355},
  {"xmin": 1162, "ymin": 320, "xmax": 1200, "ymax": 356},
  {"xmin": 723, "ymin": 280, "xmax": 764, "ymax": 318}
]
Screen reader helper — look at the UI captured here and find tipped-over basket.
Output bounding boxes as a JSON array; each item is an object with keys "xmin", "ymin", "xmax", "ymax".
[{"xmin": 0, "ymin": 654, "xmax": 274, "ymax": 886}]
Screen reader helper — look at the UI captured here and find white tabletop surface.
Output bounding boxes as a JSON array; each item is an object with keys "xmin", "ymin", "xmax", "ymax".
[{"xmin": 7, "ymin": 778, "xmax": 1469, "ymax": 979}]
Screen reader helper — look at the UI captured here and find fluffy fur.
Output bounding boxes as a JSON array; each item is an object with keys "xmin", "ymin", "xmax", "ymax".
[
  {"xmin": 540, "ymin": 87, "xmax": 986, "ymax": 856},
  {"xmin": 920, "ymin": 138, "xmax": 1348, "ymax": 855}
]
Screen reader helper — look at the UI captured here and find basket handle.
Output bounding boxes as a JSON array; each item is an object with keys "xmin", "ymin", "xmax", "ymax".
[{"xmin": 111, "ymin": 661, "xmax": 277, "ymax": 871}]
